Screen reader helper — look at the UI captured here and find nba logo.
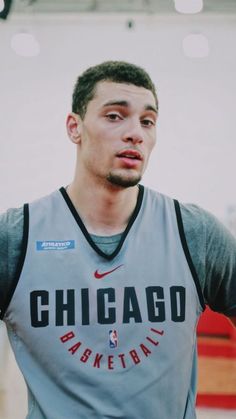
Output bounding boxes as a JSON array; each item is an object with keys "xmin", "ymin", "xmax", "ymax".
[{"xmin": 109, "ymin": 330, "xmax": 118, "ymax": 348}]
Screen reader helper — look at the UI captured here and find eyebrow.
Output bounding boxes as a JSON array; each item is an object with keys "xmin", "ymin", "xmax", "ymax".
[{"xmin": 102, "ymin": 100, "xmax": 158, "ymax": 114}]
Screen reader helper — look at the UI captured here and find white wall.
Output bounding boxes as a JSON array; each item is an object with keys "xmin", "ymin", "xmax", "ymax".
[{"xmin": 0, "ymin": 12, "xmax": 236, "ymax": 219}]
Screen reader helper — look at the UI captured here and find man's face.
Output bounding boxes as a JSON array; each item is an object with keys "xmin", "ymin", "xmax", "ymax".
[{"xmin": 74, "ymin": 81, "xmax": 157, "ymax": 189}]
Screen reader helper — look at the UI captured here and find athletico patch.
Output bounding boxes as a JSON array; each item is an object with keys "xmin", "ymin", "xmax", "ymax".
[{"xmin": 36, "ymin": 240, "xmax": 75, "ymax": 251}]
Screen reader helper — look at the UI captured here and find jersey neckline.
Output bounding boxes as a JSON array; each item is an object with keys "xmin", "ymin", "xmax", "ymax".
[{"xmin": 59, "ymin": 184, "xmax": 144, "ymax": 261}]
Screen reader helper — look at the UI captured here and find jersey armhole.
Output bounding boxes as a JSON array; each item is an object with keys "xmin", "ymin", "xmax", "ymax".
[
  {"xmin": 0, "ymin": 203, "xmax": 29, "ymax": 319},
  {"xmin": 173, "ymin": 199, "xmax": 205, "ymax": 311}
]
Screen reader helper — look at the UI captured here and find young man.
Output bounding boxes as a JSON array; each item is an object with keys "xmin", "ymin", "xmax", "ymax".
[{"xmin": 0, "ymin": 61, "xmax": 236, "ymax": 419}]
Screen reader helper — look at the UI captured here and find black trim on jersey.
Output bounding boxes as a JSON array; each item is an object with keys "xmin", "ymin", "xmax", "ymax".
[
  {"xmin": 0, "ymin": 204, "xmax": 29, "ymax": 320},
  {"xmin": 174, "ymin": 199, "xmax": 206, "ymax": 311},
  {"xmin": 60, "ymin": 185, "xmax": 144, "ymax": 261}
]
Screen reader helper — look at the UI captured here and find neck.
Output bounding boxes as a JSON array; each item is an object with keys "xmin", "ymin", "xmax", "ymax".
[{"xmin": 66, "ymin": 176, "xmax": 139, "ymax": 236}]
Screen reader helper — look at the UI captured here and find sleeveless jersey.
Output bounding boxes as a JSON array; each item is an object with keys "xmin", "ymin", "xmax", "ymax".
[{"xmin": 4, "ymin": 185, "xmax": 205, "ymax": 419}]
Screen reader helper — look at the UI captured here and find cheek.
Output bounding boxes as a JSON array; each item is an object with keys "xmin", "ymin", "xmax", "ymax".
[
  {"xmin": 150, "ymin": 134, "xmax": 157, "ymax": 150},
  {"xmin": 146, "ymin": 136, "xmax": 156, "ymax": 154},
  {"xmin": 84, "ymin": 137, "xmax": 111, "ymax": 165}
]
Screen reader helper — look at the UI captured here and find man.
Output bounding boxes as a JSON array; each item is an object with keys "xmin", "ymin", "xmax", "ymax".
[{"xmin": 0, "ymin": 61, "xmax": 236, "ymax": 419}]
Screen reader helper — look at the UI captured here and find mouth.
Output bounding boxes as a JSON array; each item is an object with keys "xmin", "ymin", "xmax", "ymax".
[{"xmin": 116, "ymin": 149, "xmax": 143, "ymax": 161}]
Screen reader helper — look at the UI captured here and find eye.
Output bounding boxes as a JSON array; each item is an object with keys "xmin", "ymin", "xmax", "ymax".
[
  {"xmin": 141, "ymin": 118, "xmax": 155, "ymax": 127},
  {"xmin": 105, "ymin": 113, "xmax": 123, "ymax": 121}
]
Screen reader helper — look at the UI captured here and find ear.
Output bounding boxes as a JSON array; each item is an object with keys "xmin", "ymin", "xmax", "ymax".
[{"xmin": 66, "ymin": 112, "xmax": 82, "ymax": 144}]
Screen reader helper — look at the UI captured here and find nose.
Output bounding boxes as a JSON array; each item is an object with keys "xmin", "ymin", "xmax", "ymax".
[{"xmin": 122, "ymin": 118, "xmax": 143, "ymax": 145}]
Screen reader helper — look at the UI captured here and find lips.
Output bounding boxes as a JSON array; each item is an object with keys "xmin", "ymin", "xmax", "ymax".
[{"xmin": 116, "ymin": 149, "xmax": 143, "ymax": 160}]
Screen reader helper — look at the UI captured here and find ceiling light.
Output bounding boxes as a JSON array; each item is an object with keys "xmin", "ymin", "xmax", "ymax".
[
  {"xmin": 11, "ymin": 32, "xmax": 40, "ymax": 57},
  {"xmin": 174, "ymin": 0, "xmax": 203, "ymax": 14},
  {"xmin": 182, "ymin": 33, "xmax": 209, "ymax": 58}
]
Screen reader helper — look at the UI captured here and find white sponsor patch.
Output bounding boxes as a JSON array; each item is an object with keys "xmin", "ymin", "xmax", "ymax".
[{"xmin": 36, "ymin": 240, "xmax": 75, "ymax": 251}]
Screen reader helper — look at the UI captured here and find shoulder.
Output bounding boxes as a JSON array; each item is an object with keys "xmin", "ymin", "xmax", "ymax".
[
  {"xmin": 179, "ymin": 202, "xmax": 236, "ymax": 247},
  {"xmin": 179, "ymin": 202, "xmax": 208, "ymax": 241},
  {"xmin": 0, "ymin": 206, "xmax": 25, "ymax": 271},
  {"xmin": 179, "ymin": 202, "xmax": 236, "ymax": 314},
  {"xmin": 0, "ymin": 206, "xmax": 25, "ymax": 317},
  {"xmin": 0, "ymin": 206, "xmax": 24, "ymax": 242}
]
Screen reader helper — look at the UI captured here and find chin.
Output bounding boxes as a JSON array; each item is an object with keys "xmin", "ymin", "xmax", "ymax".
[{"xmin": 106, "ymin": 172, "xmax": 142, "ymax": 188}]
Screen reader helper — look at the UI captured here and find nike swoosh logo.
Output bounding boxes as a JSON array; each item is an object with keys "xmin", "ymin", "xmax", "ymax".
[{"xmin": 94, "ymin": 264, "xmax": 123, "ymax": 279}]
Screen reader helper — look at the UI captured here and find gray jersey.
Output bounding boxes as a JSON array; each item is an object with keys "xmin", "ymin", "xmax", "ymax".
[
  {"xmin": 4, "ymin": 186, "xmax": 204, "ymax": 419},
  {"xmin": 1, "ymin": 192, "xmax": 236, "ymax": 319}
]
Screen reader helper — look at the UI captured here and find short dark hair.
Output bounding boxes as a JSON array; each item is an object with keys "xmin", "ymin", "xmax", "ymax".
[{"xmin": 72, "ymin": 61, "xmax": 158, "ymax": 119}]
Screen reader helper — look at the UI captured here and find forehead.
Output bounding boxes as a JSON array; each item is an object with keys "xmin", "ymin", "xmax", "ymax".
[{"xmin": 90, "ymin": 81, "xmax": 156, "ymax": 110}]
